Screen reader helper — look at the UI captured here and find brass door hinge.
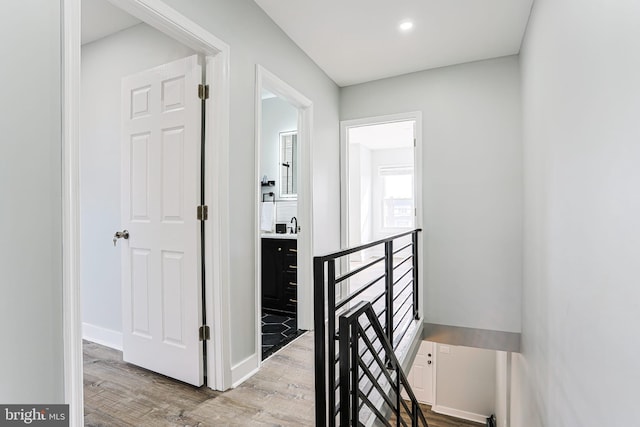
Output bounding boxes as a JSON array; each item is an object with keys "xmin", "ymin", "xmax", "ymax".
[
  {"xmin": 197, "ymin": 205, "xmax": 208, "ymax": 221},
  {"xmin": 198, "ymin": 84, "xmax": 210, "ymax": 100},
  {"xmin": 199, "ymin": 325, "xmax": 210, "ymax": 341}
]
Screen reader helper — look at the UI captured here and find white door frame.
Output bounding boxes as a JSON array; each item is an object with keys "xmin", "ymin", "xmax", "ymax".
[
  {"xmin": 339, "ymin": 112, "xmax": 424, "ymax": 313},
  {"xmin": 62, "ymin": 0, "xmax": 232, "ymax": 423},
  {"xmin": 254, "ymin": 66, "xmax": 315, "ymax": 361}
]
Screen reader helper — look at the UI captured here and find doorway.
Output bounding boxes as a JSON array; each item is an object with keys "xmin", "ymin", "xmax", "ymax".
[
  {"xmin": 258, "ymin": 91, "xmax": 302, "ymax": 359},
  {"xmin": 340, "ymin": 113, "xmax": 423, "ymax": 306},
  {"xmin": 81, "ymin": 8, "xmax": 207, "ymax": 384},
  {"xmin": 255, "ymin": 66, "xmax": 314, "ymax": 362},
  {"xmin": 63, "ymin": 0, "xmax": 232, "ymax": 422}
]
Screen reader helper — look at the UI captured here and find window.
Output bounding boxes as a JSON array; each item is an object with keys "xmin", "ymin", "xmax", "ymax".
[{"xmin": 380, "ymin": 166, "xmax": 414, "ymax": 229}]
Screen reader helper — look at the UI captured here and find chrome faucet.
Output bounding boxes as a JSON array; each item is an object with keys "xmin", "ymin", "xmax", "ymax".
[{"xmin": 290, "ymin": 216, "xmax": 298, "ymax": 234}]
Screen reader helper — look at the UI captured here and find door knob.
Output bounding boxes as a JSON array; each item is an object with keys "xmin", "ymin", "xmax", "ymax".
[
  {"xmin": 113, "ymin": 230, "xmax": 129, "ymax": 246},
  {"xmin": 427, "ymin": 360, "xmax": 432, "ymax": 365}
]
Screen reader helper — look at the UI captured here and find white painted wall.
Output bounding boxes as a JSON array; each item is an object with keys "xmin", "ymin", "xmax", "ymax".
[
  {"xmin": 360, "ymin": 146, "xmax": 373, "ymax": 248},
  {"xmin": 80, "ymin": 23, "xmax": 195, "ymax": 344},
  {"xmin": 348, "ymin": 144, "xmax": 374, "ymax": 259},
  {"xmin": 0, "ymin": 1, "xmax": 64, "ymax": 402},
  {"xmin": 434, "ymin": 344, "xmax": 496, "ymax": 423},
  {"xmin": 341, "ymin": 56, "xmax": 522, "ymax": 333},
  {"xmin": 160, "ymin": 0, "xmax": 341, "ymax": 366},
  {"xmin": 513, "ymin": 0, "xmax": 640, "ymax": 425}
]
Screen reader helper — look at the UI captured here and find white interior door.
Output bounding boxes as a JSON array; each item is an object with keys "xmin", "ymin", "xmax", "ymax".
[
  {"xmin": 120, "ymin": 55, "xmax": 203, "ymax": 386},
  {"xmin": 405, "ymin": 340, "xmax": 434, "ymax": 404}
]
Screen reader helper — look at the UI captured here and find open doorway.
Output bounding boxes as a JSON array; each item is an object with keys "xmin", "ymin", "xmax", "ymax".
[
  {"xmin": 80, "ymin": 0, "xmax": 201, "ymax": 372},
  {"xmin": 255, "ymin": 66, "xmax": 314, "ymax": 362},
  {"xmin": 340, "ymin": 113, "xmax": 423, "ymax": 307},
  {"xmin": 72, "ymin": 2, "xmax": 233, "ymax": 422},
  {"xmin": 258, "ymin": 91, "xmax": 303, "ymax": 359}
]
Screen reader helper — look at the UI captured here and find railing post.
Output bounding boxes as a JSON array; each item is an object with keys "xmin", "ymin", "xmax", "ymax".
[
  {"xmin": 338, "ymin": 314, "xmax": 351, "ymax": 426},
  {"xmin": 313, "ymin": 257, "xmax": 326, "ymax": 427},
  {"xmin": 350, "ymin": 320, "xmax": 359, "ymax": 424},
  {"xmin": 385, "ymin": 240, "xmax": 394, "ymax": 346},
  {"xmin": 327, "ymin": 259, "xmax": 336, "ymax": 426},
  {"xmin": 412, "ymin": 231, "xmax": 419, "ymax": 320},
  {"xmin": 396, "ymin": 366, "xmax": 401, "ymax": 427}
]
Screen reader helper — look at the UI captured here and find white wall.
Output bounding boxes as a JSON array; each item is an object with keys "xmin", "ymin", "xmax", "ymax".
[
  {"xmin": 160, "ymin": 0, "xmax": 341, "ymax": 366},
  {"xmin": 513, "ymin": 0, "xmax": 640, "ymax": 425},
  {"xmin": 80, "ymin": 23, "xmax": 195, "ymax": 343},
  {"xmin": 0, "ymin": 1, "xmax": 64, "ymax": 402},
  {"xmin": 360, "ymin": 146, "xmax": 373, "ymax": 248},
  {"xmin": 348, "ymin": 144, "xmax": 374, "ymax": 257},
  {"xmin": 341, "ymin": 56, "xmax": 522, "ymax": 333},
  {"xmin": 434, "ymin": 344, "xmax": 496, "ymax": 423}
]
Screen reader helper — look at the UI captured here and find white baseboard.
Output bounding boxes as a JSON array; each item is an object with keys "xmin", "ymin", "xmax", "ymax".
[
  {"xmin": 230, "ymin": 353, "xmax": 259, "ymax": 388},
  {"xmin": 82, "ymin": 322, "xmax": 123, "ymax": 351},
  {"xmin": 431, "ymin": 405, "xmax": 488, "ymax": 424}
]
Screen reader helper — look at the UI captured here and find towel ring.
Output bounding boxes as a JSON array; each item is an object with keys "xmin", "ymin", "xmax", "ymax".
[{"xmin": 262, "ymin": 192, "xmax": 275, "ymax": 203}]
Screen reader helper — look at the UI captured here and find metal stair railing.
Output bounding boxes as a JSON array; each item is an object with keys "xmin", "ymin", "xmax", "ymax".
[
  {"xmin": 339, "ymin": 301, "xmax": 428, "ymax": 426},
  {"xmin": 314, "ymin": 229, "xmax": 423, "ymax": 426}
]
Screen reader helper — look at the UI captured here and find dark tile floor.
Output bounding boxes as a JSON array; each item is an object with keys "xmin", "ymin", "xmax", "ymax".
[{"xmin": 261, "ymin": 311, "xmax": 304, "ymax": 360}]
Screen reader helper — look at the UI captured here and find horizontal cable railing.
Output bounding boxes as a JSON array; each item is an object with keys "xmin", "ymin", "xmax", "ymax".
[{"xmin": 314, "ymin": 229, "xmax": 423, "ymax": 426}]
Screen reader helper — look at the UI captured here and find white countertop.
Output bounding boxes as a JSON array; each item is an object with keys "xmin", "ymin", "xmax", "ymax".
[{"xmin": 261, "ymin": 233, "xmax": 298, "ymax": 240}]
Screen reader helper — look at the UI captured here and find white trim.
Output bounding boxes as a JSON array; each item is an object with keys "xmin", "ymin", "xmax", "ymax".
[
  {"xmin": 506, "ymin": 351, "xmax": 512, "ymax": 427},
  {"xmin": 431, "ymin": 341, "xmax": 438, "ymax": 407},
  {"xmin": 230, "ymin": 354, "xmax": 261, "ymax": 388},
  {"xmin": 82, "ymin": 323, "xmax": 123, "ymax": 351},
  {"xmin": 431, "ymin": 405, "xmax": 489, "ymax": 424},
  {"xmin": 62, "ymin": 1, "xmax": 83, "ymax": 426},
  {"xmin": 339, "ymin": 111, "xmax": 424, "ymax": 316},
  {"xmin": 107, "ymin": 0, "xmax": 227, "ymax": 55},
  {"xmin": 254, "ymin": 66, "xmax": 315, "ymax": 374},
  {"xmin": 63, "ymin": 5, "xmax": 233, "ymax": 422},
  {"xmin": 204, "ymin": 52, "xmax": 233, "ymax": 391}
]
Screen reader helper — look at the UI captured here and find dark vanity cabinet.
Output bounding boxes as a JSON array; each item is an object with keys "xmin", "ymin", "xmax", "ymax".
[{"xmin": 262, "ymin": 238, "xmax": 297, "ymax": 314}]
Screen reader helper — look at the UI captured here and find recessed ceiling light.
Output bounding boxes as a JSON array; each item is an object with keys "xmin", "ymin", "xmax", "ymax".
[{"xmin": 399, "ymin": 21, "xmax": 414, "ymax": 32}]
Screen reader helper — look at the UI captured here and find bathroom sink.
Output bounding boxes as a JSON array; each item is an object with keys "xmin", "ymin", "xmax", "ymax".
[{"xmin": 261, "ymin": 232, "xmax": 297, "ymax": 240}]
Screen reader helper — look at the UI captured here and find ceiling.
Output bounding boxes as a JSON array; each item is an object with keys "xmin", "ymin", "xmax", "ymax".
[
  {"xmin": 82, "ymin": 0, "xmax": 141, "ymax": 45},
  {"xmin": 82, "ymin": 0, "xmax": 534, "ymax": 86},
  {"xmin": 254, "ymin": 0, "xmax": 534, "ymax": 87}
]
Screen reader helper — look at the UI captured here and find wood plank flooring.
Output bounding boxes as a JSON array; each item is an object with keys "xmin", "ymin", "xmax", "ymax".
[
  {"xmin": 390, "ymin": 402, "xmax": 484, "ymax": 427},
  {"xmin": 84, "ymin": 333, "xmax": 482, "ymax": 426}
]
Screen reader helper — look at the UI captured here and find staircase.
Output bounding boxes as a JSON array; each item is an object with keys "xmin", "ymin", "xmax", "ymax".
[{"xmin": 314, "ymin": 229, "xmax": 427, "ymax": 426}]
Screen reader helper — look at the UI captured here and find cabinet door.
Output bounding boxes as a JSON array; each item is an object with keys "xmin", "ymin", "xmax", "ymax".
[{"xmin": 261, "ymin": 239, "xmax": 283, "ymax": 311}]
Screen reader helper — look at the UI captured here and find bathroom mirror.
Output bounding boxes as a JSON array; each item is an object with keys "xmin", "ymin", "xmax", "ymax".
[{"xmin": 279, "ymin": 131, "xmax": 297, "ymax": 199}]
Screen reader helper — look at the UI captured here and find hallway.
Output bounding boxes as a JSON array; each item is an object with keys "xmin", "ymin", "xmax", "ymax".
[
  {"xmin": 84, "ymin": 333, "xmax": 315, "ymax": 426},
  {"xmin": 84, "ymin": 331, "xmax": 486, "ymax": 426}
]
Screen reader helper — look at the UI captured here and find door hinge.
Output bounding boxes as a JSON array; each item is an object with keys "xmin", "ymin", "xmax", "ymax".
[
  {"xmin": 413, "ymin": 138, "xmax": 417, "ymax": 147},
  {"xmin": 199, "ymin": 325, "xmax": 210, "ymax": 341},
  {"xmin": 197, "ymin": 205, "xmax": 208, "ymax": 221},
  {"xmin": 198, "ymin": 84, "xmax": 210, "ymax": 100}
]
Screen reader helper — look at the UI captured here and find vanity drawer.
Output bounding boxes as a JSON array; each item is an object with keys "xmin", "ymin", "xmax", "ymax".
[
  {"xmin": 285, "ymin": 254, "xmax": 297, "ymax": 272},
  {"xmin": 261, "ymin": 237, "xmax": 297, "ymax": 314}
]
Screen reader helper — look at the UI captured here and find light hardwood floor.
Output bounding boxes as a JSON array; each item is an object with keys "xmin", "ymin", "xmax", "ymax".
[{"xmin": 84, "ymin": 332, "xmax": 482, "ymax": 426}]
